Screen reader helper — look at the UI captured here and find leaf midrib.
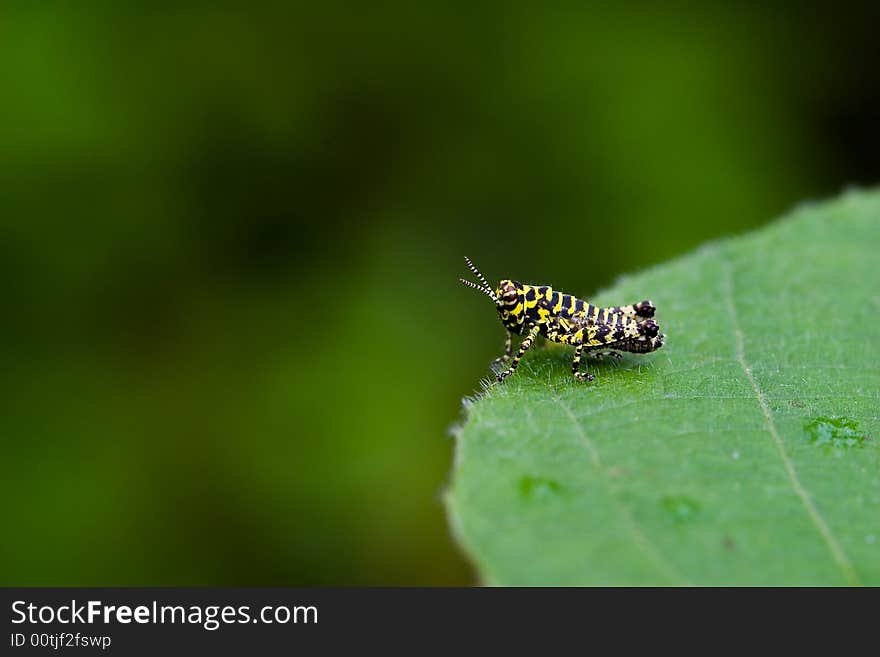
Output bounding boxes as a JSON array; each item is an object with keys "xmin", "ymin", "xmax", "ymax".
[{"xmin": 721, "ymin": 255, "xmax": 861, "ymax": 586}]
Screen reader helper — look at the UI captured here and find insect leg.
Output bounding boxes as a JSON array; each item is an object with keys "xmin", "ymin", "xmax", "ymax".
[
  {"xmin": 542, "ymin": 314, "xmax": 570, "ymax": 343},
  {"xmin": 611, "ymin": 333, "xmax": 665, "ymax": 354},
  {"xmin": 584, "ymin": 316, "xmax": 662, "ymax": 353},
  {"xmin": 492, "ymin": 333, "xmax": 513, "ymax": 365},
  {"xmin": 497, "ymin": 324, "xmax": 540, "ymax": 382},
  {"xmin": 563, "ymin": 319, "xmax": 633, "ymax": 379},
  {"xmin": 571, "ymin": 343, "xmax": 595, "ymax": 382},
  {"xmin": 589, "ymin": 350, "xmax": 623, "ymax": 361},
  {"xmin": 602, "ymin": 300, "xmax": 656, "ymax": 319}
]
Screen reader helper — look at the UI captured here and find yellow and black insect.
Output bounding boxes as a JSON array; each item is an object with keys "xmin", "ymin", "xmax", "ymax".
[{"xmin": 460, "ymin": 257, "xmax": 664, "ymax": 382}]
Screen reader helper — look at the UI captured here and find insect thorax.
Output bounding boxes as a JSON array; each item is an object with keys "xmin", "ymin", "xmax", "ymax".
[{"xmin": 496, "ymin": 282, "xmax": 555, "ymax": 335}]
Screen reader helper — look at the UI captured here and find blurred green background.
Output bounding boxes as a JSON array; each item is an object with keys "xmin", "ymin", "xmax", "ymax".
[{"xmin": 2, "ymin": 2, "xmax": 878, "ymax": 585}]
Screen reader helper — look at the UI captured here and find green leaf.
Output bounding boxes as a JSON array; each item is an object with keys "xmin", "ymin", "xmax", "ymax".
[{"xmin": 446, "ymin": 189, "xmax": 880, "ymax": 585}]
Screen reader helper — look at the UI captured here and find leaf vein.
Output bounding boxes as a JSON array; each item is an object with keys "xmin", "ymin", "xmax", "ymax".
[
  {"xmin": 722, "ymin": 258, "xmax": 861, "ymax": 586},
  {"xmin": 544, "ymin": 384, "xmax": 692, "ymax": 586}
]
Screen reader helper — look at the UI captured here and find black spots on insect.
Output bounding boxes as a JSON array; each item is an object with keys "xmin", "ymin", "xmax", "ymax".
[
  {"xmin": 611, "ymin": 333, "xmax": 664, "ymax": 354},
  {"xmin": 597, "ymin": 324, "xmax": 612, "ymax": 340},
  {"xmin": 632, "ymin": 333, "xmax": 664, "ymax": 352},
  {"xmin": 639, "ymin": 319, "xmax": 659, "ymax": 338},
  {"xmin": 500, "ymin": 312, "xmax": 524, "ymax": 333},
  {"xmin": 550, "ymin": 291, "xmax": 561, "ymax": 308},
  {"xmin": 635, "ymin": 300, "xmax": 656, "ymax": 318},
  {"xmin": 525, "ymin": 287, "xmax": 536, "ymax": 302},
  {"xmin": 536, "ymin": 298, "xmax": 552, "ymax": 319},
  {"xmin": 613, "ymin": 327, "xmax": 625, "ymax": 341}
]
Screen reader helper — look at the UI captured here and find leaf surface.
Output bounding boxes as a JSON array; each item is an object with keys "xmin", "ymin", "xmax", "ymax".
[{"xmin": 447, "ymin": 190, "xmax": 880, "ymax": 585}]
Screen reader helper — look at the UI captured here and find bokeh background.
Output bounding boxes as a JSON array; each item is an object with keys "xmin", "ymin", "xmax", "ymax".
[{"xmin": 2, "ymin": 2, "xmax": 878, "ymax": 585}]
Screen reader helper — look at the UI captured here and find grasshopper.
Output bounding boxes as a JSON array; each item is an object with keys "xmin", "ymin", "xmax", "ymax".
[{"xmin": 460, "ymin": 257, "xmax": 664, "ymax": 382}]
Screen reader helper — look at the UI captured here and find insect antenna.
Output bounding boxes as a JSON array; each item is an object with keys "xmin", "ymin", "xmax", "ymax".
[
  {"xmin": 464, "ymin": 256, "xmax": 492, "ymax": 290},
  {"xmin": 459, "ymin": 277, "xmax": 497, "ymax": 300},
  {"xmin": 460, "ymin": 256, "xmax": 499, "ymax": 303}
]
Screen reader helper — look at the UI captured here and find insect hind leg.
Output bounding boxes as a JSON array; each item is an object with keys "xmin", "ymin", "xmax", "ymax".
[
  {"xmin": 611, "ymin": 333, "xmax": 665, "ymax": 354},
  {"xmin": 603, "ymin": 300, "xmax": 656, "ymax": 319},
  {"xmin": 588, "ymin": 350, "xmax": 623, "ymax": 361}
]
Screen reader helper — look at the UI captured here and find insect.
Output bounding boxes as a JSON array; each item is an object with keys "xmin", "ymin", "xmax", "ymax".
[{"xmin": 460, "ymin": 257, "xmax": 664, "ymax": 382}]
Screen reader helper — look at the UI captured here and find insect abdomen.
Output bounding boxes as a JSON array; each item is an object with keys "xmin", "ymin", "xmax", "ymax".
[{"xmin": 558, "ymin": 322, "xmax": 627, "ymax": 346}]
